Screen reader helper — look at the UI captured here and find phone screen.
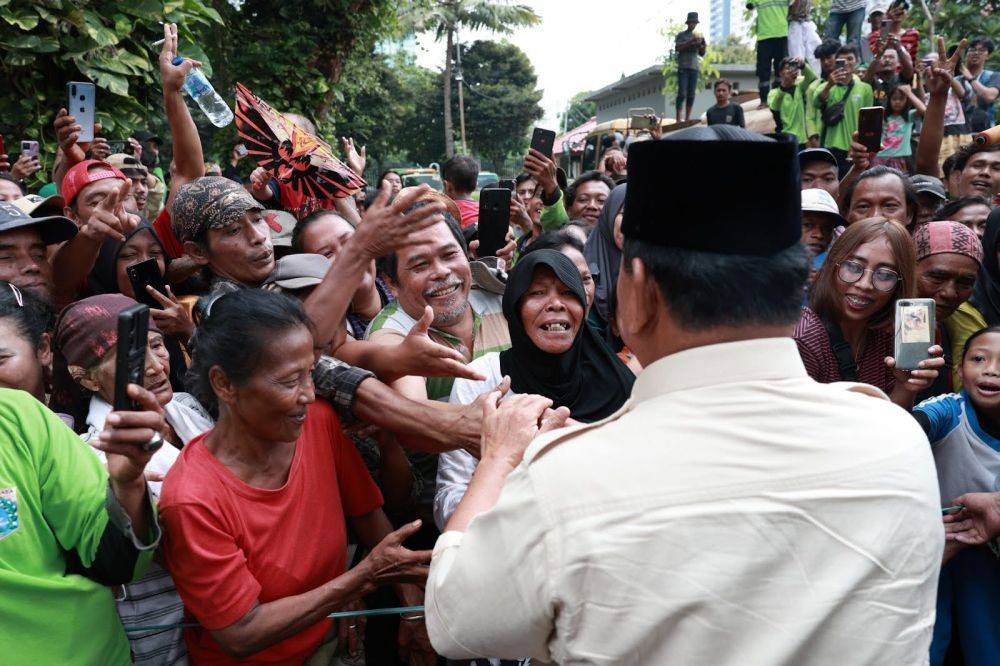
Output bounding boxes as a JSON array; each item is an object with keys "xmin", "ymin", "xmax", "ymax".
[{"xmin": 857, "ymin": 107, "xmax": 884, "ymax": 153}]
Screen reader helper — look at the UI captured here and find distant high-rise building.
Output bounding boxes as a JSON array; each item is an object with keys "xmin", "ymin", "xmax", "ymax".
[{"xmin": 709, "ymin": 0, "xmax": 750, "ymax": 44}]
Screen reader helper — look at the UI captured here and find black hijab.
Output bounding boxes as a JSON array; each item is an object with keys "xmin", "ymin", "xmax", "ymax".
[
  {"xmin": 583, "ymin": 183, "xmax": 627, "ymax": 326},
  {"xmin": 499, "ymin": 249, "xmax": 635, "ymax": 423},
  {"xmin": 973, "ymin": 207, "xmax": 1000, "ymax": 325},
  {"xmin": 85, "ymin": 221, "xmax": 188, "ymax": 392}
]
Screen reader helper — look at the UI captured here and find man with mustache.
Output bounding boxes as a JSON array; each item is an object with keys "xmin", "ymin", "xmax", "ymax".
[
  {"xmin": 366, "ymin": 207, "xmax": 511, "ymax": 518},
  {"xmin": 953, "ymin": 143, "xmax": 1000, "ymax": 201}
]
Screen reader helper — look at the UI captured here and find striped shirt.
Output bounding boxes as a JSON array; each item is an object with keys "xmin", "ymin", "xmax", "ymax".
[
  {"xmin": 830, "ymin": 0, "xmax": 865, "ymax": 12},
  {"xmin": 793, "ymin": 307, "xmax": 896, "ymax": 393},
  {"xmin": 366, "ymin": 288, "xmax": 510, "ymax": 505}
]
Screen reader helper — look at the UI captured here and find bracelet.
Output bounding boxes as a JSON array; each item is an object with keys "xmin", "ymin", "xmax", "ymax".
[{"xmin": 400, "ymin": 614, "xmax": 425, "ymax": 621}]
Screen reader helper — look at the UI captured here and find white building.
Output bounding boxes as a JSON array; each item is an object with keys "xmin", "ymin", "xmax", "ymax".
[{"xmin": 709, "ymin": 0, "xmax": 751, "ymax": 44}]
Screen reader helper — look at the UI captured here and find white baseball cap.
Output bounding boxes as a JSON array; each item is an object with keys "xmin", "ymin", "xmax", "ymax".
[{"xmin": 801, "ymin": 188, "xmax": 847, "ymax": 226}]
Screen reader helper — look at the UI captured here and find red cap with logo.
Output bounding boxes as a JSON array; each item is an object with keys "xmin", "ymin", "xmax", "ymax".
[{"xmin": 61, "ymin": 159, "xmax": 127, "ymax": 207}]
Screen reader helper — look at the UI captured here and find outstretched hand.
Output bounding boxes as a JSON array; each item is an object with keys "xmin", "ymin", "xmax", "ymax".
[
  {"xmin": 396, "ymin": 306, "xmax": 487, "ymax": 381},
  {"xmin": 80, "ymin": 179, "xmax": 135, "ymax": 243},
  {"xmin": 351, "ymin": 183, "xmax": 444, "ymax": 262},
  {"xmin": 342, "ymin": 137, "xmax": 367, "ymax": 176},
  {"xmin": 362, "ymin": 520, "xmax": 432, "ymax": 586},
  {"xmin": 925, "ymin": 36, "xmax": 967, "ymax": 97},
  {"xmin": 159, "ymin": 23, "xmax": 201, "ymax": 94},
  {"xmin": 480, "ymin": 391, "xmax": 569, "ymax": 469}
]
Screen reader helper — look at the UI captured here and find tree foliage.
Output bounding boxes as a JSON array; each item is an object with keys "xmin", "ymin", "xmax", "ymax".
[
  {"xmin": 560, "ymin": 91, "xmax": 596, "ymax": 131},
  {"xmin": 661, "ymin": 25, "xmax": 753, "ymax": 99},
  {"xmin": 908, "ymin": 1, "xmax": 1000, "ymax": 67},
  {"xmin": 457, "ymin": 39, "xmax": 542, "ymax": 169}
]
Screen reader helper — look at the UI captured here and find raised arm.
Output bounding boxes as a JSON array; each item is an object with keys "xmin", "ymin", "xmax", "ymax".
[
  {"xmin": 159, "ymin": 23, "xmax": 205, "ymax": 212},
  {"xmin": 915, "ymin": 38, "xmax": 968, "ymax": 176}
]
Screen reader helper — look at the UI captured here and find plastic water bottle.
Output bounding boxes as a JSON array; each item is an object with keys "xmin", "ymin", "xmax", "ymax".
[{"xmin": 172, "ymin": 56, "xmax": 233, "ymax": 128}]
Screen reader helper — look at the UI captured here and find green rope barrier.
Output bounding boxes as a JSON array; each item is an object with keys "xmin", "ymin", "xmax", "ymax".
[{"xmin": 124, "ymin": 605, "xmax": 426, "ymax": 633}]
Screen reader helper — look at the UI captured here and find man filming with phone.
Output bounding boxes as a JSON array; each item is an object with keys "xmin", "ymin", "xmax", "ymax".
[{"xmin": 814, "ymin": 44, "xmax": 874, "ymax": 175}]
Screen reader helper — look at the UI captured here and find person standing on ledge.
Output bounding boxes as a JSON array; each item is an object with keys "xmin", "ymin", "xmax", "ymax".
[
  {"xmin": 674, "ymin": 12, "xmax": 706, "ymax": 122},
  {"xmin": 423, "ymin": 126, "xmax": 944, "ymax": 665}
]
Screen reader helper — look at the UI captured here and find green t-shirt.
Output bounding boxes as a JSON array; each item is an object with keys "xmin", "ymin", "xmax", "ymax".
[
  {"xmin": 751, "ymin": 0, "xmax": 790, "ymax": 40},
  {"xmin": 768, "ymin": 65, "xmax": 818, "ymax": 145},
  {"xmin": 813, "ymin": 75, "xmax": 875, "ymax": 151},
  {"xmin": 805, "ymin": 78, "xmax": 825, "ymax": 140},
  {"xmin": 0, "ymin": 389, "xmax": 150, "ymax": 664}
]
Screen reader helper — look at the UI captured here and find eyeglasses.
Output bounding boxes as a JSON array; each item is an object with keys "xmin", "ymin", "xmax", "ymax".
[
  {"xmin": 836, "ymin": 259, "xmax": 901, "ymax": 293},
  {"xmin": 967, "ymin": 47, "xmax": 990, "ymax": 54}
]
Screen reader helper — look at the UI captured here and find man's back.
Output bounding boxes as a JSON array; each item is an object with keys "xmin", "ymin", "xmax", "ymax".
[
  {"xmin": 426, "ymin": 339, "xmax": 942, "ymax": 664},
  {"xmin": 528, "ymin": 339, "xmax": 941, "ymax": 663}
]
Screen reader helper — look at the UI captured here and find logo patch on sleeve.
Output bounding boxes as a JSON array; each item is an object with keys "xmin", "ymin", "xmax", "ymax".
[{"xmin": 0, "ymin": 487, "xmax": 19, "ymax": 540}]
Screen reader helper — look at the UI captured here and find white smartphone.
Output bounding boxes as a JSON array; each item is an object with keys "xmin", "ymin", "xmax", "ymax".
[{"xmin": 68, "ymin": 82, "xmax": 96, "ymax": 143}]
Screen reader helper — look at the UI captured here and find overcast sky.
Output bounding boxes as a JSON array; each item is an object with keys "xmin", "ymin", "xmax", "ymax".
[{"xmin": 413, "ymin": 0, "xmax": 710, "ymax": 131}]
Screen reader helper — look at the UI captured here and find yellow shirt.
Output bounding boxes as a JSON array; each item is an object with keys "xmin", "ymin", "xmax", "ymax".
[
  {"xmin": 426, "ymin": 338, "xmax": 943, "ymax": 664},
  {"xmin": 944, "ymin": 301, "xmax": 988, "ymax": 390}
]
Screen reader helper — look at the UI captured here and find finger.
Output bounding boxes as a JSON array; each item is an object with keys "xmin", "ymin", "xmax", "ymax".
[
  {"xmin": 389, "ymin": 183, "xmax": 432, "ymax": 215},
  {"xmin": 937, "ymin": 36, "xmax": 946, "ymax": 62},
  {"xmin": 348, "ymin": 618, "xmax": 359, "ymax": 655},
  {"xmin": 337, "ymin": 618, "xmax": 349, "ymax": 655},
  {"xmin": 145, "ymin": 284, "xmax": 174, "ymax": 308},
  {"xmin": 386, "ymin": 519, "xmax": 422, "ymax": 544},
  {"xmin": 145, "ymin": 470, "xmax": 166, "ymax": 482},
  {"xmin": 539, "ymin": 406, "xmax": 571, "ymax": 432},
  {"xmin": 412, "ymin": 305, "xmax": 433, "ymax": 336},
  {"xmin": 884, "ymin": 356, "xmax": 897, "ymax": 369},
  {"xmin": 96, "ymin": 427, "xmax": 159, "ymax": 447},
  {"xmin": 370, "ymin": 179, "xmax": 392, "ymax": 210},
  {"xmin": 482, "ymin": 389, "xmax": 502, "ymax": 418},
  {"xmin": 495, "ymin": 375, "xmax": 511, "ymax": 396},
  {"xmin": 437, "ymin": 359, "xmax": 487, "ymax": 381},
  {"xmin": 93, "ymin": 440, "xmax": 157, "ymax": 460}
]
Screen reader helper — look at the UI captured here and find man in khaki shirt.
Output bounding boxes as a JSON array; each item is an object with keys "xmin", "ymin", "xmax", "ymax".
[{"xmin": 425, "ymin": 127, "xmax": 944, "ymax": 665}]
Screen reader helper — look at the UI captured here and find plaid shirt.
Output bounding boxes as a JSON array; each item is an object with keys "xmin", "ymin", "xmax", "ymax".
[{"xmin": 312, "ymin": 355, "xmax": 374, "ymax": 424}]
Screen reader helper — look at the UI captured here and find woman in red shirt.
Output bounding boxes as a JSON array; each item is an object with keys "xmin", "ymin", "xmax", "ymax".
[
  {"xmin": 159, "ymin": 289, "xmax": 433, "ymax": 664},
  {"xmin": 794, "ymin": 216, "xmax": 944, "ymax": 409}
]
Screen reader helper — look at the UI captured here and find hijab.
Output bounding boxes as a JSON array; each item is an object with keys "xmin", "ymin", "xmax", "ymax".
[
  {"xmin": 498, "ymin": 249, "xmax": 634, "ymax": 423},
  {"xmin": 583, "ymin": 183, "xmax": 627, "ymax": 326},
  {"xmin": 973, "ymin": 207, "xmax": 1000, "ymax": 326}
]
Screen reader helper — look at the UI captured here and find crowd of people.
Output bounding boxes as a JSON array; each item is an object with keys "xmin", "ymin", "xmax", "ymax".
[{"xmin": 1, "ymin": 12, "xmax": 1000, "ymax": 666}]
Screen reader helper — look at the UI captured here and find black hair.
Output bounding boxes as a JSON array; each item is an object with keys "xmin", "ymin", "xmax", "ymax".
[
  {"xmin": 969, "ymin": 36, "xmax": 996, "ymax": 54},
  {"xmin": 942, "ymin": 153, "xmax": 959, "ymax": 178},
  {"xmin": 378, "ymin": 169, "xmax": 399, "ymax": 185},
  {"xmin": 292, "ymin": 208, "xmax": 346, "ymax": 253},
  {"xmin": 0, "ymin": 281, "xmax": 53, "ymax": 349},
  {"xmin": 515, "ymin": 172, "xmax": 536, "ymax": 187},
  {"xmin": 621, "ymin": 240, "xmax": 809, "ymax": 330},
  {"xmin": 714, "ymin": 78, "xmax": 732, "ymax": 91},
  {"xmin": 954, "ymin": 141, "xmax": 1000, "ymax": 172},
  {"xmin": 814, "ymin": 38, "xmax": 842, "ymax": 60},
  {"xmin": 779, "ymin": 56, "xmax": 803, "ymax": 71},
  {"xmin": 186, "ymin": 289, "xmax": 313, "ymax": 415},
  {"xmin": 962, "ymin": 325, "xmax": 1000, "ymax": 360},
  {"xmin": 841, "ymin": 165, "xmax": 919, "ymax": 226},
  {"xmin": 441, "ymin": 156, "xmax": 479, "ymax": 193},
  {"xmin": 836, "ymin": 44, "xmax": 860, "ymax": 59},
  {"xmin": 380, "ymin": 202, "xmax": 467, "ymax": 283},
  {"xmin": 566, "ymin": 171, "xmax": 616, "ymax": 209},
  {"xmin": 936, "ymin": 196, "xmax": 992, "ymax": 221},
  {"xmin": 522, "ymin": 229, "xmax": 585, "ymax": 256}
]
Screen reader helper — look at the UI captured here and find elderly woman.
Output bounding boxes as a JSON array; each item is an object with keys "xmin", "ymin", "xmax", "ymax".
[
  {"xmin": 434, "ymin": 250, "xmax": 635, "ymax": 529},
  {"xmin": 159, "ymin": 289, "xmax": 433, "ymax": 663}
]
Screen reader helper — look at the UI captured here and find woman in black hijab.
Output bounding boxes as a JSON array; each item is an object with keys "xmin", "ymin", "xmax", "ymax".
[
  {"xmin": 584, "ymin": 182, "xmax": 627, "ymax": 346},
  {"xmin": 436, "ymin": 249, "xmax": 636, "ymax": 529},
  {"xmin": 86, "ymin": 220, "xmax": 191, "ymax": 392},
  {"xmin": 973, "ymin": 207, "xmax": 1000, "ymax": 325}
]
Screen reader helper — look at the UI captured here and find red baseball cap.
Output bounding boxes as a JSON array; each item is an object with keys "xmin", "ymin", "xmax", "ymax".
[{"xmin": 61, "ymin": 159, "xmax": 127, "ymax": 207}]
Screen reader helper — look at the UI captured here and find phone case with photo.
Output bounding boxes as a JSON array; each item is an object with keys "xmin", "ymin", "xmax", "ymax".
[{"xmin": 894, "ymin": 299, "xmax": 935, "ymax": 371}]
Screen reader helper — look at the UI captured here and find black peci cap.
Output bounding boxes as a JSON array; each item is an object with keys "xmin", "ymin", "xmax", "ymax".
[{"xmin": 621, "ymin": 125, "xmax": 801, "ymax": 256}]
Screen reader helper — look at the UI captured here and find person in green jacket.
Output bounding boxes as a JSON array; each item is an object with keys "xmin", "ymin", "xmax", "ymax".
[
  {"xmin": 812, "ymin": 44, "xmax": 874, "ymax": 176},
  {"xmin": 806, "ymin": 38, "xmax": 846, "ymax": 146},
  {"xmin": 0, "ymin": 385, "xmax": 164, "ymax": 664},
  {"xmin": 749, "ymin": 0, "xmax": 790, "ymax": 105},
  {"xmin": 769, "ymin": 57, "xmax": 819, "ymax": 146}
]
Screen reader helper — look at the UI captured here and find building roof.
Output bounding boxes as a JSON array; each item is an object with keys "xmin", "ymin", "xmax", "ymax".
[
  {"xmin": 554, "ymin": 117, "xmax": 597, "ymax": 156},
  {"xmin": 585, "ymin": 62, "xmax": 757, "ymax": 103}
]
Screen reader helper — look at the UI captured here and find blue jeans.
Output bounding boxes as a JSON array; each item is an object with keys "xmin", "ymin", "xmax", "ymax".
[
  {"xmin": 824, "ymin": 6, "xmax": 865, "ymax": 53},
  {"xmin": 676, "ymin": 68, "xmax": 697, "ymax": 107}
]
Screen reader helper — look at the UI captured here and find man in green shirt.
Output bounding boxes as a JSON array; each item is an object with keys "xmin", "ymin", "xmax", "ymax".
[
  {"xmin": 769, "ymin": 57, "xmax": 819, "ymax": 146},
  {"xmin": 813, "ymin": 44, "xmax": 874, "ymax": 176},
  {"xmin": 749, "ymin": 0, "xmax": 790, "ymax": 105},
  {"xmin": 0, "ymin": 387, "xmax": 163, "ymax": 663},
  {"xmin": 806, "ymin": 38, "xmax": 847, "ymax": 146}
]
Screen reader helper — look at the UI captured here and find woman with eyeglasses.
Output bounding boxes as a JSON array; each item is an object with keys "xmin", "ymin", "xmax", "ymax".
[{"xmin": 795, "ymin": 217, "xmax": 945, "ymax": 409}]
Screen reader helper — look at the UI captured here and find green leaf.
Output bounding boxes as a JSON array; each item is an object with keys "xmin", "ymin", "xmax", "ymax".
[
  {"xmin": 34, "ymin": 6, "xmax": 57, "ymax": 23},
  {"xmin": 3, "ymin": 7, "xmax": 40, "ymax": 30},
  {"xmin": 119, "ymin": 0, "xmax": 163, "ymax": 19},
  {"xmin": 0, "ymin": 34, "xmax": 41, "ymax": 49},
  {"xmin": 81, "ymin": 11, "xmax": 119, "ymax": 47}
]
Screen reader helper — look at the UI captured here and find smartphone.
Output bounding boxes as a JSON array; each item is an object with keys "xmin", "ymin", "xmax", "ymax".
[
  {"xmin": 894, "ymin": 299, "xmax": 935, "ymax": 371},
  {"xmin": 477, "ymin": 188, "xmax": 511, "ymax": 258},
  {"xmin": 630, "ymin": 114, "xmax": 657, "ymax": 130},
  {"xmin": 126, "ymin": 258, "xmax": 168, "ymax": 310},
  {"xmin": 113, "ymin": 303, "xmax": 149, "ymax": 413},
  {"xmin": 20, "ymin": 140, "xmax": 38, "ymax": 160},
  {"xmin": 835, "ymin": 58, "xmax": 847, "ymax": 71},
  {"xmin": 529, "ymin": 127, "xmax": 556, "ymax": 158},
  {"xmin": 858, "ymin": 106, "xmax": 884, "ymax": 153},
  {"xmin": 235, "ymin": 143, "xmax": 249, "ymax": 158},
  {"xmin": 498, "ymin": 178, "xmax": 515, "ymax": 191},
  {"xmin": 106, "ymin": 139, "xmax": 127, "ymax": 155},
  {"xmin": 68, "ymin": 82, "xmax": 96, "ymax": 143}
]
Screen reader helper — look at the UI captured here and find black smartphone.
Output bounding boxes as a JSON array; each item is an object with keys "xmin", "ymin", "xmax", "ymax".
[
  {"xmin": 530, "ymin": 127, "xmax": 556, "ymax": 158},
  {"xmin": 858, "ymin": 106, "xmax": 884, "ymax": 153},
  {"xmin": 835, "ymin": 58, "xmax": 847, "ymax": 70},
  {"xmin": 113, "ymin": 304, "xmax": 149, "ymax": 413},
  {"xmin": 499, "ymin": 178, "xmax": 515, "ymax": 191},
  {"xmin": 126, "ymin": 258, "xmax": 168, "ymax": 310},
  {"xmin": 477, "ymin": 188, "xmax": 511, "ymax": 258},
  {"xmin": 106, "ymin": 139, "xmax": 127, "ymax": 155}
]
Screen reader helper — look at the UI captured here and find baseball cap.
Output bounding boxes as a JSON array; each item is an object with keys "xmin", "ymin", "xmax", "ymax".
[
  {"xmin": 61, "ymin": 159, "xmax": 127, "ymax": 207},
  {"xmin": 133, "ymin": 130, "xmax": 163, "ymax": 146},
  {"xmin": 263, "ymin": 209, "xmax": 297, "ymax": 248},
  {"xmin": 0, "ymin": 200, "xmax": 77, "ymax": 244},
  {"xmin": 911, "ymin": 174, "xmax": 947, "ymax": 201},
  {"xmin": 801, "ymin": 188, "xmax": 848, "ymax": 226},
  {"xmin": 105, "ymin": 153, "xmax": 148, "ymax": 179},
  {"xmin": 265, "ymin": 253, "xmax": 331, "ymax": 291},
  {"xmin": 798, "ymin": 147, "xmax": 838, "ymax": 168},
  {"xmin": 11, "ymin": 193, "xmax": 65, "ymax": 219}
]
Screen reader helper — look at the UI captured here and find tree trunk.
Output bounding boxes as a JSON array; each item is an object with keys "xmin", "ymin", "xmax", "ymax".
[
  {"xmin": 917, "ymin": 0, "xmax": 935, "ymax": 54},
  {"xmin": 443, "ymin": 28, "xmax": 455, "ymax": 158}
]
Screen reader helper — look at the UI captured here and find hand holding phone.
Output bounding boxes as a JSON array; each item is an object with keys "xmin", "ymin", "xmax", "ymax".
[
  {"xmin": 477, "ymin": 188, "xmax": 512, "ymax": 258},
  {"xmin": 20, "ymin": 140, "xmax": 39, "ymax": 160},
  {"xmin": 114, "ymin": 304, "xmax": 150, "ymax": 413},
  {"xmin": 530, "ymin": 127, "xmax": 556, "ymax": 159},
  {"xmin": 126, "ymin": 259, "xmax": 169, "ymax": 310},
  {"xmin": 893, "ymin": 299, "xmax": 935, "ymax": 371},
  {"xmin": 68, "ymin": 82, "xmax": 96, "ymax": 144}
]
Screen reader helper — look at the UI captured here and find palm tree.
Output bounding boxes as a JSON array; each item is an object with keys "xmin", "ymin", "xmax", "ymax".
[{"xmin": 420, "ymin": 0, "xmax": 540, "ymax": 157}]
